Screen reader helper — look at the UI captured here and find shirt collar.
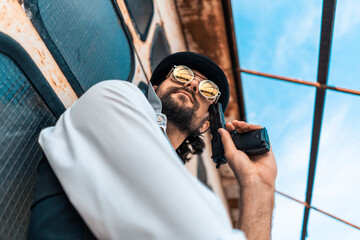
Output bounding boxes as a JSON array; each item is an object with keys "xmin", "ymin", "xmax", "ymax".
[
  {"xmin": 146, "ymin": 83, "xmax": 167, "ymax": 132},
  {"xmin": 147, "ymin": 82, "xmax": 162, "ymax": 114}
]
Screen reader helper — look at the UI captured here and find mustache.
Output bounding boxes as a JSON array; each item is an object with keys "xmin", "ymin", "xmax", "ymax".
[{"xmin": 169, "ymin": 86, "xmax": 197, "ymax": 102}]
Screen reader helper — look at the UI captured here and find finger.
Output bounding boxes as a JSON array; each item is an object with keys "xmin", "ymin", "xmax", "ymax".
[
  {"xmin": 218, "ymin": 128, "xmax": 237, "ymax": 154},
  {"xmin": 232, "ymin": 121, "xmax": 262, "ymax": 133},
  {"xmin": 244, "ymin": 124, "xmax": 262, "ymax": 132},
  {"xmin": 229, "ymin": 121, "xmax": 247, "ymax": 133},
  {"xmin": 225, "ymin": 122, "xmax": 235, "ymax": 132}
]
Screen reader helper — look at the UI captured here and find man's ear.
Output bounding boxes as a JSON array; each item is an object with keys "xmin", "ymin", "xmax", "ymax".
[{"xmin": 199, "ymin": 120, "xmax": 210, "ymax": 134}]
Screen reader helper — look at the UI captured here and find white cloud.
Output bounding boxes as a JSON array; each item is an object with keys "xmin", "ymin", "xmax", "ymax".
[
  {"xmin": 272, "ymin": 96, "xmax": 360, "ymax": 239},
  {"xmin": 334, "ymin": 0, "xmax": 360, "ymax": 38},
  {"xmin": 312, "ymin": 97, "xmax": 360, "ymax": 221},
  {"xmin": 273, "ymin": 196, "xmax": 303, "ymax": 239},
  {"xmin": 273, "ymin": 4, "xmax": 320, "ymax": 76},
  {"xmin": 271, "ymin": 93, "xmax": 358, "ymax": 240}
]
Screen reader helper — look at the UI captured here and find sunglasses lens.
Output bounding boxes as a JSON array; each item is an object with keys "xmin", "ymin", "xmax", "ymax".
[
  {"xmin": 199, "ymin": 80, "xmax": 219, "ymax": 99},
  {"xmin": 173, "ymin": 66, "xmax": 194, "ymax": 83}
]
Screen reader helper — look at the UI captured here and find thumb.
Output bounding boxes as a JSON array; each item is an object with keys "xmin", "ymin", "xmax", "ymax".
[
  {"xmin": 219, "ymin": 128, "xmax": 249, "ymax": 167},
  {"xmin": 218, "ymin": 128, "xmax": 237, "ymax": 158}
]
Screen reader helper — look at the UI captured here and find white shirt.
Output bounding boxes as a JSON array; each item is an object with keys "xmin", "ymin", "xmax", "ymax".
[{"xmin": 39, "ymin": 80, "xmax": 245, "ymax": 240}]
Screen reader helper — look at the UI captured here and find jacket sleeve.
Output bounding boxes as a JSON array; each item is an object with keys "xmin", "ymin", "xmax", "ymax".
[{"xmin": 39, "ymin": 80, "xmax": 246, "ymax": 240}]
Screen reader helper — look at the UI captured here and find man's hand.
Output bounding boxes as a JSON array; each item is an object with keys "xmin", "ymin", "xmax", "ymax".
[
  {"xmin": 219, "ymin": 120, "xmax": 277, "ymax": 240},
  {"xmin": 218, "ymin": 121, "xmax": 277, "ymax": 188}
]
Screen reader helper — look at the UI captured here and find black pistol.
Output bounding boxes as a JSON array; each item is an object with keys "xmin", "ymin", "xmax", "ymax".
[{"xmin": 209, "ymin": 103, "xmax": 270, "ymax": 169}]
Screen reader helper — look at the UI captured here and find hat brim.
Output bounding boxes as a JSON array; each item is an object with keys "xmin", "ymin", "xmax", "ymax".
[{"xmin": 150, "ymin": 52, "xmax": 230, "ymax": 110}]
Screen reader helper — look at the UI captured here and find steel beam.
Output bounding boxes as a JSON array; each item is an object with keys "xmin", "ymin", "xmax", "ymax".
[
  {"xmin": 240, "ymin": 69, "xmax": 360, "ymax": 96},
  {"xmin": 301, "ymin": 1, "xmax": 337, "ymax": 239},
  {"xmin": 222, "ymin": 0, "xmax": 246, "ymax": 121}
]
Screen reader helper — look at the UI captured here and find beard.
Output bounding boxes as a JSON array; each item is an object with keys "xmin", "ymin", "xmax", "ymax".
[{"xmin": 156, "ymin": 86, "xmax": 202, "ymax": 135}]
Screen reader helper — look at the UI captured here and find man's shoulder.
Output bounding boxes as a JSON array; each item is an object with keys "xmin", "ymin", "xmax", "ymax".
[
  {"xmin": 73, "ymin": 80, "xmax": 154, "ymax": 116},
  {"xmin": 84, "ymin": 80, "xmax": 147, "ymax": 103},
  {"xmin": 90, "ymin": 80, "xmax": 140, "ymax": 94}
]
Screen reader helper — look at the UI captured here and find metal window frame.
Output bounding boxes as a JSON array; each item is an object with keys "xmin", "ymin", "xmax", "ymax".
[
  {"xmin": 24, "ymin": 0, "xmax": 136, "ymax": 96},
  {"xmin": 123, "ymin": 0, "xmax": 154, "ymax": 42},
  {"xmin": 0, "ymin": 32, "xmax": 65, "ymax": 117},
  {"xmin": 237, "ymin": 0, "xmax": 360, "ymax": 238},
  {"xmin": 150, "ymin": 24, "xmax": 171, "ymax": 71}
]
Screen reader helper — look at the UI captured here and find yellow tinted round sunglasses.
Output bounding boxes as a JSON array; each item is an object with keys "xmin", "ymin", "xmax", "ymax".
[{"xmin": 167, "ymin": 65, "xmax": 221, "ymax": 103}]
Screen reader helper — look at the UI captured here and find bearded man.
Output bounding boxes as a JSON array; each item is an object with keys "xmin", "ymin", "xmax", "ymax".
[{"xmin": 28, "ymin": 52, "xmax": 277, "ymax": 240}]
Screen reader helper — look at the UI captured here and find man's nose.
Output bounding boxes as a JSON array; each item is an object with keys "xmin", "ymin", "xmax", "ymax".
[{"xmin": 184, "ymin": 79, "xmax": 199, "ymax": 93}]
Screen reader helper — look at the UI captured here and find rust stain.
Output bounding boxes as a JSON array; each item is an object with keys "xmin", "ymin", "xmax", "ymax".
[
  {"xmin": 176, "ymin": 0, "xmax": 225, "ymax": 61},
  {"xmin": 36, "ymin": 47, "xmax": 49, "ymax": 69},
  {"xmin": 0, "ymin": 5, "xmax": 7, "ymax": 21},
  {"xmin": 57, "ymin": 75, "xmax": 64, "ymax": 85}
]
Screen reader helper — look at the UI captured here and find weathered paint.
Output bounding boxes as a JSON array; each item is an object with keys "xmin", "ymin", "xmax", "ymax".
[
  {"xmin": 115, "ymin": 0, "xmax": 159, "ymax": 79},
  {"xmin": 0, "ymin": 0, "xmax": 77, "ymax": 108},
  {"xmin": 155, "ymin": 0, "xmax": 187, "ymax": 53},
  {"xmin": 116, "ymin": 0, "xmax": 187, "ymax": 80},
  {"xmin": 131, "ymin": 54, "xmax": 149, "ymax": 87}
]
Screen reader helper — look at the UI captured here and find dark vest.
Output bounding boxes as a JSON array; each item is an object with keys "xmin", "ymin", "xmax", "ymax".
[{"xmin": 27, "ymin": 155, "xmax": 97, "ymax": 240}]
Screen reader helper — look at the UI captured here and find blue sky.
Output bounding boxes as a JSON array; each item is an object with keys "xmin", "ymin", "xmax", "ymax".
[{"xmin": 231, "ymin": 0, "xmax": 360, "ymax": 239}]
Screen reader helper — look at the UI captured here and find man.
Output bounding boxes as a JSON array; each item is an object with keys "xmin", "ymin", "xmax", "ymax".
[{"xmin": 28, "ymin": 52, "xmax": 277, "ymax": 239}]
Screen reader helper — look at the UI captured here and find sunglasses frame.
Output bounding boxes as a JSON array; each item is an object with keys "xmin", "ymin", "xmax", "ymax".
[{"xmin": 167, "ymin": 65, "xmax": 221, "ymax": 103}]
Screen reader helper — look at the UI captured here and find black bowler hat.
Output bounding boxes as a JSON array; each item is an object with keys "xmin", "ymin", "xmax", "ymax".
[{"xmin": 150, "ymin": 52, "xmax": 230, "ymax": 110}]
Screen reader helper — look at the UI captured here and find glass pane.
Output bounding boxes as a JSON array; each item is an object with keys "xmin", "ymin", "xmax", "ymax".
[
  {"xmin": 307, "ymin": 209, "xmax": 360, "ymax": 239},
  {"xmin": 27, "ymin": 0, "xmax": 133, "ymax": 91},
  {"xmin": 328, "ymin": 0, "xmax": 360, "ymax": 90},
  {"xmin": 242, "ymin": 74, "xmax": 315, "ymax": 239},
  {"xmin": 0, "ymin": 54, "xmax": 56, "ymax": 239},
  {"xmin": 273, "ymin": 193, "xmax": 303, "ymax": 239},
  {"xmin": 232, "ymin": 0, "xmax": 322, "ymax": 81},
  {"xmin": 242, "ymin": 75, "xmax": 315, "ymax": 198},
  {"xmin": 310, "ymin": 90, "xmax": 360, "ymax": 237},
  {"xmin": 124, "ymin": 0, "xmax": 154, "ymax": 41},
  {"xmin": 150, "ymin": 26, "xmax": 170, "ymax": 71}
]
